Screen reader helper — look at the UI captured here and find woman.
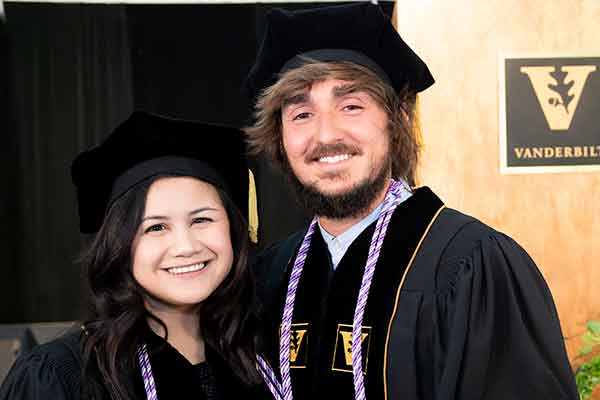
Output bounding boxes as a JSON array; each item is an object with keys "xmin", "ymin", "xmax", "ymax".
[{"xmin": 0, "ymin": 111, "xmax": 271, "ymax": 399}]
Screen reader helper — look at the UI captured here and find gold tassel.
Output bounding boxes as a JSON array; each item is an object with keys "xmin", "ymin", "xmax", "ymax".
[
  {"xmin": 248, "ymin": 169, "xmax": 259, "ymax": 244},
  {"xmin": 414, "ymin": 94, "xmax": 423, "ymax": 149}
]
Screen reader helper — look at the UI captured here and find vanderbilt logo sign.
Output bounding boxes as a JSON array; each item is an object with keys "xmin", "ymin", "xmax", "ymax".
[{"xmin": 499, "ymin": 55, "xmax": 600, "ymax": 173}]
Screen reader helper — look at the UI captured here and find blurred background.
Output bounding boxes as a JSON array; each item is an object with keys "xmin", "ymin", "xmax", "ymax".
[{"xmin": 1, "ymin": 0, "xmax": 599, "ymax": 395}]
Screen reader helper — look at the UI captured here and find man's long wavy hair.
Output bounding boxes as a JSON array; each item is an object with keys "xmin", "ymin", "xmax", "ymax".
[
  {"xmin": 245, "ymin": 60, "xmax": 421, "ymax": 187},
  {"xmin": 79, "ymin": 175, "xmax": 260, "ymax": 400}
]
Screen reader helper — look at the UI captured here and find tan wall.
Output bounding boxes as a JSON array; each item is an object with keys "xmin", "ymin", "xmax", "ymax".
[{"xmin": 396, "ymin": 0, "xmax": 600, "ymax": 359}]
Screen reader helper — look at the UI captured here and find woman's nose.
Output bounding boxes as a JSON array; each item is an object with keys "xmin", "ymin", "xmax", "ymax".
[{"xmin": 171, "ymin": 228, "xmax": 201, "ymax": 257}]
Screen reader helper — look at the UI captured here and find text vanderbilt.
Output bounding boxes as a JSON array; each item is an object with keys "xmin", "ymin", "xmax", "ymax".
[{"xmin": 513, "ymin": 145, "xmax": 600, "ymax": 159}]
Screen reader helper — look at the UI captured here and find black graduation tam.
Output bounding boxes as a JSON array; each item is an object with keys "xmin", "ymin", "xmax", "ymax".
[
  {"xmin": 71, "ymin": 111, "xmax": 248, "ymax": 234},
  {"xmin": 245, "ymin": 2, "xmax": 434, "ymax": 100}
]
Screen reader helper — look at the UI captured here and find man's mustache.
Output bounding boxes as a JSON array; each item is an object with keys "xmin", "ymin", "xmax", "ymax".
[{"xmin": 305, "ymin": 142, "xmax": 361, "ymax": 162}]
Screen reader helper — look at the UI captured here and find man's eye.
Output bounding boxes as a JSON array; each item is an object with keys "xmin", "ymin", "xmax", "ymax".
[
  {"xmin": 292, "ymin": 112, "xmax": 312, "ymax": 121},
  {"xmin": 343, "ymin": 104, "xmax": 363, "ymax": 112},
  {"xmin": 144, "ymin": 224, "xmax": 165, "ymax": 234}
]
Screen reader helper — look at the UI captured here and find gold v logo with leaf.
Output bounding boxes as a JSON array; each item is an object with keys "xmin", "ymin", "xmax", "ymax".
[
  {"xmin": 332, "ymin": 324, "xmax": 371, "ymax": 373},
  {"xmin": 520, "ymin": 65, "xmax": 596, "ymax": 131},
  {"xmin": 339, "ymin": 330, "xmax": 370, "ymax": 367},
  {"xmin": 289, "ymin": 328, "xmax": 307, "ymax": 362},
  {"xmin": 283, "ymin": 322, "xmax": 309, "ymax": 368}
]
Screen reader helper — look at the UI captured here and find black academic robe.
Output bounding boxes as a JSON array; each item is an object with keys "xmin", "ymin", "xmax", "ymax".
[
  {"xmin": 0, "ymin": 328, "xmax": 270, "ymax": 399},
  {"xmin": 254, "ymin": 187, "xmax": 578, "ymax": 400}
]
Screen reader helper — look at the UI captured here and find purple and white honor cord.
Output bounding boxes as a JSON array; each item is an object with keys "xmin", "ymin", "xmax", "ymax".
[
  {"xmin": 138, "ymin": 344, "xmax": 283, "ymax": 400},
  {"xmin": 351, "ymin": 180, "xmax": 408, "ymax": 400},
  {"xmin": 257, "ymin": 354, "xmax": 284, "ymax": 400},
  {"xmin": 264, "ymin": 179, "xmax": 410, "ymax": 400},
  {"xmin": 137, "ymin": 343, "xmax": 158, "ymax": 400}
]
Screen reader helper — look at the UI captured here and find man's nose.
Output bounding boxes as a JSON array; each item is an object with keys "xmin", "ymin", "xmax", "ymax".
[{"xmin": 315, "ymin": 112, "xmax": 344, "ymax": 143}]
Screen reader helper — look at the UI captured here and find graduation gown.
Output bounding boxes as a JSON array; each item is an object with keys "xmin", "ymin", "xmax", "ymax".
[
  {"xmin": 0, "ymin": 328, "xmax": 270, "ymax": 400},
  {"xmin": 254, "ymin": 187, "xmax": 578, "ymax": 400}
]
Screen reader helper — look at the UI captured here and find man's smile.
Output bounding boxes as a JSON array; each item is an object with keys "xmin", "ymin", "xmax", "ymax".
[{"xmin": 316, "ymin": 153, "xmax": 353, "ymax": 164}]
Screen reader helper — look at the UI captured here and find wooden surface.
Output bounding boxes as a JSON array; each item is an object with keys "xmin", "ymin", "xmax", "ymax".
[{"xmin": 396, "ymin": 0, "xmax": 600, "ymax": 361}]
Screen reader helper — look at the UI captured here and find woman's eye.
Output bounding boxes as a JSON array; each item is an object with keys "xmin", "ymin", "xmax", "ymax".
[
  {"xmin": 192, "ymin": 217, "xmax": 212, "ymax": 225},
  {"xmin": 144, "ymin": 224, "xmax": 165, "ymax": 234}
]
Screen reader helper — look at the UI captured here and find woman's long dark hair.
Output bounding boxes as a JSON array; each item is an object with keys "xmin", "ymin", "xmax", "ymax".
[{"xmin": 80, "ymin": 175, "xmax": 260, "ymax": 400}]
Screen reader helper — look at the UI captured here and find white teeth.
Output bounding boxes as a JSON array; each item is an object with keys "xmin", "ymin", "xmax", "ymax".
[
  {"xmin": 167, "ymin": 263, "xmax": 206, "ymax": 275},
  {"xmin": 318, "ymin": 154, "xmax": 351, "ymax": 163}
]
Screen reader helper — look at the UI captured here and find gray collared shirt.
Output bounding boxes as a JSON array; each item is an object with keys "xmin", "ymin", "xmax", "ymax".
[{"xmin": 318, "ymin": 186, "xmax": 412, "ymax": 269}]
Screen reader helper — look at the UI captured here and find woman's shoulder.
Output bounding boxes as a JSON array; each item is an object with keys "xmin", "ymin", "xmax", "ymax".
[{"xmin": 0, "ymin": 330, "xmax": 83, "ymax": 400}]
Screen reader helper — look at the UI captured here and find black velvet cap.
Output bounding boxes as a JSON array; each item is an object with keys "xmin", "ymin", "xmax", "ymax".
[
  {"xmin": 71, "ymin": 111, "xmax": 248, "ymax": 234},
  {"xmin": 245, "ymin": 2, "xmax": 434, "ymax": 100}
]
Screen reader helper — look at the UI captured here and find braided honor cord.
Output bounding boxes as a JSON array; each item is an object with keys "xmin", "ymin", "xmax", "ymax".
[
  {"xmin": 139, "ymin": 343, "xmax": 284, "ymax": 400},
  {"xmin": 352, "ymin": 180, "xmax": 408, "ymax": 400},
  {"xmin": 137, "ymin": 343, "xmax": 158, "ymax": 400},
  {"xmin": 280, "ymin": 219, "xmax": 318, "ymax": 400},
  {"xmin": 277, "ymin": 179, "xmax": 410, "ymax": 400},
  {"xmin": 257, "ymin": 354, "xmax": 284, "ymax": 400}
]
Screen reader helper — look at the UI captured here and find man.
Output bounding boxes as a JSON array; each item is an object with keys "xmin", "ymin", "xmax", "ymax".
[{"xmin": 245, "ymin": 3, "xmax": 578, "ymax": 400}]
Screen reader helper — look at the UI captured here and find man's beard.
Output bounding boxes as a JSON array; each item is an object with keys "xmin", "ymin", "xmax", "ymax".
[{"xmin": 283, "ymin": 153, "xmax": 391, "ymax": 220}]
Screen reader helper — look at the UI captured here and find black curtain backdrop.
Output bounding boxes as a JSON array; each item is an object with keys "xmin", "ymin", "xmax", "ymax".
[
  {"xmin": 2, "ymin": 1, "xmax": 394, "ymax": 323},
  {"xmin": 1, "ymin": 2, "xmax": 22, "ymax": 323},
  {"xmin": 3, "ymin": 3, "xmax": 134, "ymax": 322}
]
